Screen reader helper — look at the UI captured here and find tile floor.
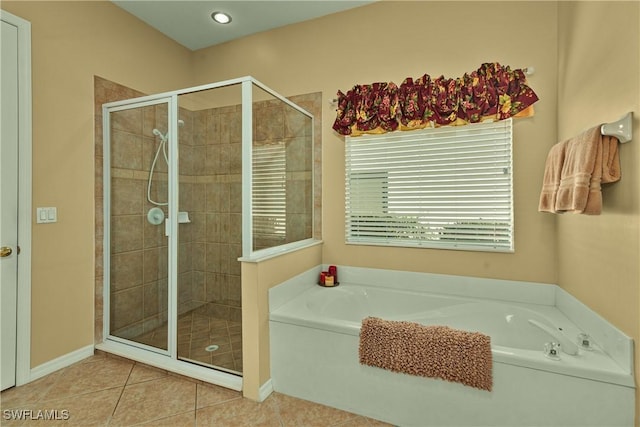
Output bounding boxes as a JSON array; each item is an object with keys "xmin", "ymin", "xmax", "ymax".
[
  {"xmin": 134, "ymin": 311, "xmax": 242, "ymax": 374},
  {"xmin": 0, "ymin": 352, "xmax": 392, "ymax": 426}
]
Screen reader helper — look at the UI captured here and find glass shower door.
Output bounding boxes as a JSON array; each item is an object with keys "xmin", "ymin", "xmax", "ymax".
[
  {"xmin": 175, "ymin": 86, "xmax": 243, "ymax": 374},
  {"xmin": 107, "ymin": 99, "xmax": 170, "ymax": 353}
]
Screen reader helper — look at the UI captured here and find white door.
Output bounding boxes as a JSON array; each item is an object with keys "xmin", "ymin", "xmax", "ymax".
[{"xmin": 0, "ymin": 16, "xmax": 20, "ymax": 391}]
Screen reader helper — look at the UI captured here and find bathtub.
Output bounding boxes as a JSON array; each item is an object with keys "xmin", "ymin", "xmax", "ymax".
[{"xmin": 269, "ymin": 266, "xmax": 635, "ymax": 427}]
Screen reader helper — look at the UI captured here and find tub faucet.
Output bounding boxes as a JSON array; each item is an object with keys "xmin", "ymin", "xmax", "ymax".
[{"xmin": 528, "ymin": 319, "xmax": 579, "ymax": 355}]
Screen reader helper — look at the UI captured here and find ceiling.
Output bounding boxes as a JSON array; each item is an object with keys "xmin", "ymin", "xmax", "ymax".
[{"xmin": 111, "ymin": 1, "xmax": 375, "ymax": 51}]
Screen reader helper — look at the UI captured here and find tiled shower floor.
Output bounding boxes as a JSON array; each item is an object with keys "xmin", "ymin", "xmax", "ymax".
[{"xmin": 134, "ymin": 310, "xmax": 242, "ymax": 374}]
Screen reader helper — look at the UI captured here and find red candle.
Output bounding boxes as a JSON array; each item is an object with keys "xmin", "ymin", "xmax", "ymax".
[{"xmin": 328, "ymin": 265, "xmax": 337, "ymax": 283}]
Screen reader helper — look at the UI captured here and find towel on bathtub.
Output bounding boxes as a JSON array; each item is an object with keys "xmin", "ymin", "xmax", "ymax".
[
  {"xmin": 539, "ymin": 126, "xmax": 621, "ymax": 215},
  {"xmin": 359, "ymin": 317, "xmax": 492, "ymax": 391}
]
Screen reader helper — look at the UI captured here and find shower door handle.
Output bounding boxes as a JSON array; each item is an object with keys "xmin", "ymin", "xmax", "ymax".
[{"xmin": 0, "ymin": 246, "xmax": 13, "ymax": 257}]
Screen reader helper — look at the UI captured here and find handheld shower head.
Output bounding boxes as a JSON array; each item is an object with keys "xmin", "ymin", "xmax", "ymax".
[
  {"xmin": 152, "ymin": 120, "xmax": 183, "ymax": 139},
  {"xmin": 147, "ymin": 119, "xmax": 185, "ymax": 206}
]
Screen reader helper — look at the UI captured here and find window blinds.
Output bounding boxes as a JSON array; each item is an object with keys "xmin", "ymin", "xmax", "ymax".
[
  {"xmin": 252, "ymin": 142, "xmax": 286, "ymax": 239},
  {"xmin": 345, "ymin": 119, "xmax": 513, "ymax": 252}
]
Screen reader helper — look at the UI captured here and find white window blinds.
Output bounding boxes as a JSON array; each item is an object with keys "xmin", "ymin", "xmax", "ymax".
[
  {"xmin": 345, "ymin": 119, "xmax": 513, "ymax": 252},
  {"xmin": 253, "ymin": 142, "xmax": 286, "ymax": 239}
]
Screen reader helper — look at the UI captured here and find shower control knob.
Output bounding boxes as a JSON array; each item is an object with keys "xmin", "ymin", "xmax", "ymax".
[{"xmin": 147, "ymin": 207, "xmax": 165, "ymax": 225}]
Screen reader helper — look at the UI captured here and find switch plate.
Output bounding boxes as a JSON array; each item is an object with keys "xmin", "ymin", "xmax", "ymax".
[{"xmin": 36, "ymin": 207, "xmax": 57, "ymax": 224}]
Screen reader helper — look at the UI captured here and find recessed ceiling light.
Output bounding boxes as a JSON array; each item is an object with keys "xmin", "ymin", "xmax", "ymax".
[{"xmin": 211, "ymin": 11, "xmax": 232, "ymax": 24}]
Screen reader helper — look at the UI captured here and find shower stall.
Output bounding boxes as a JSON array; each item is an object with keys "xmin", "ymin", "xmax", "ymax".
[{"xmin": 100, "ymin": 77, "xmax": 314, "ymax": 389}]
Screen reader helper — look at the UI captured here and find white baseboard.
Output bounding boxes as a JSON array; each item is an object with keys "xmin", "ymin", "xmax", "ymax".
[
  {"xmin": 258, "ymin": 379, "xmax": 274, "ymax": 402},
  {"xmin": 29, "ymin": 344, "xmax": 95, "ymax": 382}
]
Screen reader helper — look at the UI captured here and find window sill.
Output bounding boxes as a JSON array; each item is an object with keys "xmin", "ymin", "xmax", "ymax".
[{"xmin": 238, "ymin": 239, "xmax": 323, "ymax": 263}]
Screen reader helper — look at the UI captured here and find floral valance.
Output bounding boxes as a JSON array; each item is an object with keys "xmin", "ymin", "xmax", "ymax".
[{"xmin": 332, "ymin": 62, "xmax": 539, "ymax": 136}]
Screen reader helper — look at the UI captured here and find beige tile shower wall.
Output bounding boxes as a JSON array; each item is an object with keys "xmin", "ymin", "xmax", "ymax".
[
  {"xmin": 289, "ymin": 93, "xmax": 323, "ymax": 242},
  {"xmin": 177, "ymin": 108, "xmax": 198, "ymax": 316},
  {"xmin": 180, "ymin": 91, "xmax": 320, "ymax": 327},
  {"xmin": 95, "ymin": 78, "xmax": 203, "ymax": 341},
  {"xmin": 95, "ymin": 77, "xmax": 160, "ymax": 344},
  {"xmin": 253, "ymin": 95, "xmax": 317, "ymax": 250},
  {"xmin": 179, "ymin": 108, "xmax": 207, "ymax": 318},
  {"xmin": 188, "ymin": 104, "xmax": 243, "ymax": 324},
  {"xmin": 97, "ymin": 78, "xmax": 321, "ymax": 342},
  {"xmin": 284, "ymin": 96, "xmax": 314, "ymax": 243},
  {"xmin": 106, "ymin": 100, "xmax": 172, "ymax": 339}
]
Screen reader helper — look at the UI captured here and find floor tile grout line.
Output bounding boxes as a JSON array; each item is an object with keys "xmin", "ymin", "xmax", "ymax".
[
  {"xmin": 1, "ymin": 357, "xmax": 131, "ymax": 408},
  {"xmin": 105, "ymin": 361, "xmax": 135, "ymax": 426},
  {"xmin": 21, "ymin": 384, "xmax": 130, "ymax": 408},
  {"xmin": 128, "ymin": 408, "xmax": 196, "ymax": 427},
  {"xmin": 36, "ymin": 356, "xmax": 107, "ymax": 403},
  {"xmin": 24, "ymin": 370, "xmax": 64, "ymax": 406},
  {"xmin": 193, "ymin": 390, "xmax": 243, "ymax": 412},
  {"xmin": 124, "ymin": 370, "xmax": 169, "ymax": 387},
  {"xmin": 225, "ymin": 319, "xmax": 233, "ymax": 371},
  {"xmin": 104, "ymin": 384, "xmax": 127, "ymax": 427},
  {"xmin": 194, "ymin": 381, "xmax": 200, "ymax": 413},
  {"xmin": 189, "ymin": 311, "xmax": 195, "ymax": 361}
]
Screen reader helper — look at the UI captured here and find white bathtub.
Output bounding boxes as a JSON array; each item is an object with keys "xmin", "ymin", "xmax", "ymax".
[{"xmin": 269, "ymin": 266, "xmax": 636, "ymax": 427}]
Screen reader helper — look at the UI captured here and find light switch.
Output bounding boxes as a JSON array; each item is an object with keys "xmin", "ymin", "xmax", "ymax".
[{"xmin": 36, "ymin": 207, "xmax": 57, "ymax": 224}]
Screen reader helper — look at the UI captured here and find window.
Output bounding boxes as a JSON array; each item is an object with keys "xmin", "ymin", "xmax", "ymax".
[
  {"xmin": 253, "ymin": 141, "xmax": 286, "ymax": 242},
  {"xmin": 345, "ymin": 119, "xmax": 513, "ymax": 252}
]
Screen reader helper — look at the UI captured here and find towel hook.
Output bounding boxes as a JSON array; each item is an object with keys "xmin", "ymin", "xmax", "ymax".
[{"xmin": 601, "ymin": 112, "xmax": 633, "ymax": 143}]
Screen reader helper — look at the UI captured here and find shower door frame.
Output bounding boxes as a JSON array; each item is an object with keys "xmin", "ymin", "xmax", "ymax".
[
  {"xmin": 100, "ymin": 86, "xmax": 240, "ymax": 388},
  {"xmin": 102, "ymin": 96, "xmax": 176, "ymax": 357},
  {"xmin": 100, "ymin": 76, "xmax": 315, "ymax": 392}
]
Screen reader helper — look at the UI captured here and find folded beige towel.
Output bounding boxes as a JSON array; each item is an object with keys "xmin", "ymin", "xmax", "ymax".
[
  {"xmin": 539, "ymin": 126, "xmax": 621, "ymax": 215},
  {"xmin": 359, "ymin": 317, "xmax": 493, "ymax": 391},
  {"xmin": 538, "ymin": 141, "xmax": 566, "ymax": 213}
]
